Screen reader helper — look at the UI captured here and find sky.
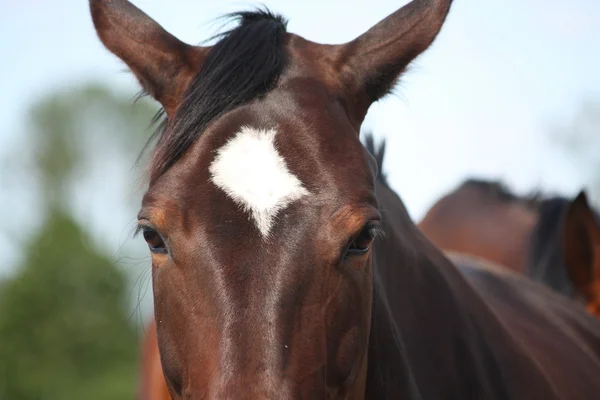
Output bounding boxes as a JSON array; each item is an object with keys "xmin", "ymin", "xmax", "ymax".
[{"xmin": 1, "ymin": 0, "xmax": 599, "ymax": 282}]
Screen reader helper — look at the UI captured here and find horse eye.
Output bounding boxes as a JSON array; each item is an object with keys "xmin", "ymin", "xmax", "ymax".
[
  {"xmin": 346, "ymin": 225, "xmax": 376, "ymax": 256},
  {"xmin": 142, "ymin": 227, "xmax": 167, "ymax": 254}
]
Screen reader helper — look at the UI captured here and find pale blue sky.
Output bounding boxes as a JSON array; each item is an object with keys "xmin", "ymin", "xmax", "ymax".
[{"xmin": 1, "ymin": 0, "xmax": 599, "ymax": 281}]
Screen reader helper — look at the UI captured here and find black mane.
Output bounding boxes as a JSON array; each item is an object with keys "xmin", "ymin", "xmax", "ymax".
[
  {"xmin": 525, "ymin": 197, "xmax": 575, "ymax": 297},
  {"xmin": 362, "ymin": 132, "xmax": 389, "ymax": 187},
  {"xmin": 461, "ymin": 178, "xmax": 541, "ymax": 208},
  {"xmin": 145, "ymin": 9, "xmax": 288, "ymax": 180},
  {"xmin": 526, "ymin": 195, "xmax": 600, "ymax": 298}
]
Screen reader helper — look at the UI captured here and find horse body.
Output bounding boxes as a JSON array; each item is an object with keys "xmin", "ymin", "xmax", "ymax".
[
  {"xmin": 89, "ymin": 0, "xmax": 600, "ymax": 398},
  {"xmin": 452, "ymin": 252, "xmax": 600, "ymax": 396}
]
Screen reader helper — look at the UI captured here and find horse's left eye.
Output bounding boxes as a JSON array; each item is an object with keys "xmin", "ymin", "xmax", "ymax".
[
  {"xmin": 348, "ymin": 230, "xmax": 373, "ymax": 255},
  {"xmin": 346, "ymin": 224, "xmax": 380, "ymax": 257}
]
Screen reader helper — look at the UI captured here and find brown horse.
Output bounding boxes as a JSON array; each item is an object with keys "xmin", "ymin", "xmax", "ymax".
[
  {"xmin": 137, "ymin": 135, "xmax": 600, "ymax": 399},
  {"xmin": 416, "ymin": 175, "xmax": 600, "ymax": 318},
  {"xmin": 135, "ymin": 134, "xmax": 391, "ymax": 400},
  {"xmin": 91, "ymin": 0, "xmax": 600, "ymax": 398}
]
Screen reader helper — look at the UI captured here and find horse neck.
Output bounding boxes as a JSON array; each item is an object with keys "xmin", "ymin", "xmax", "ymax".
[{"xmin": 364, "ymin": 182, "xmax": 514, "ymax": 399}]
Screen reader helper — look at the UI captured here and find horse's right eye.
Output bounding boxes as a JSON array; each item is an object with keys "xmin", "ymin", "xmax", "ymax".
[
  {"xmin": 343, "ymin": 221, "xmax": 384, "ymax": 259},
  {"xmin": 142, "ymin": 227, "xmax": 167, "ymax": 254}
]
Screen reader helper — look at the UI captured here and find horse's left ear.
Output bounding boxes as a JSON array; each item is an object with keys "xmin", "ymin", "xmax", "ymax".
[
  {"xmin": 563, "ymin": 191, "xmax": 600, "ymax": 301},
  {"xmin": 89, "ymin": 0, "xmax": 208, "ymax": 117},
  {"xmin": 333, "ymin": 0, "xmax": 453, "ymax": 126}
]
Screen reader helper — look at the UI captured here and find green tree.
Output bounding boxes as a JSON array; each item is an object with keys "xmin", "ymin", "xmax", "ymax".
[
  {"xmin": 0, "ymin": 81, "xmax": 159, "ymax": 398},
  {"xmin": 0, "ymin": 211, "xmax": 139, "ymax": 399}
]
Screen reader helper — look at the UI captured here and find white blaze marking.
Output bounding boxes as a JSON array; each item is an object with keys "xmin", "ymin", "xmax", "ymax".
[{"xmin": 208, "ymin": 126, "xmax": 310, "ymax": 237}]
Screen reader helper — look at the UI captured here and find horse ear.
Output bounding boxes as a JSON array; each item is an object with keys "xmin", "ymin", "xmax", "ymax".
[
  {"xmin": 334, "ymin": 0, "xmax": 453, "ymax": 126},
  {"xmin": 563, "ymin": 191, "xmax": 600, "ymax": 301},
  {"xmin": 89, "ymin": 0, "xmax": 208, "ymax": 116}
]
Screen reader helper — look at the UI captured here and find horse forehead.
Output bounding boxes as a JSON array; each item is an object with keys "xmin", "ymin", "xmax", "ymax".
[{"xmin": 208, "ymin": 125, "xmax": 311, "ymax": 238}]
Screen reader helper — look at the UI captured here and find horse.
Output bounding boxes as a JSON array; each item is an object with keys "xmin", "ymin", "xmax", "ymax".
[
  {"xmin": 134, "ymin": 133, "xmax": 411, "ymax": 400},
  {"xmin": 416, "ymin": 174, "xmax": 600, "ymax": 318},
  {"xmin": 90, "ymin": 0, "xmax": 600, "ymax": 398},
  {"xmin": 137, "ymin": 132, "xmax": 600, "ymax": 399}
]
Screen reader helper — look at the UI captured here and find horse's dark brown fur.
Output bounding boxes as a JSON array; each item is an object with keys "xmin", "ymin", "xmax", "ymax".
[{"xmin": 90, "ymin": 1, "xmax": 600, "ymax": 398}]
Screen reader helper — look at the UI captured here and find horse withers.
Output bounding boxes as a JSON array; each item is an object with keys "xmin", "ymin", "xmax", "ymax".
[
  {"xmin": 418, "ymin": 179, "xmax": 539, "ymax": 274},
  {"xmin": 90, "ymin": 0, "xmax": 600, "ymax": 398}
]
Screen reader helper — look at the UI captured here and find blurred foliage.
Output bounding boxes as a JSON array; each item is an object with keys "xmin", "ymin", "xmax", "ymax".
[
  {"xmin": 0, "ymin": 211, "xmax": 138, "ymax": 399},
  {"xmin": 551, "ymin": 98, "xmax": 600, "ymax": 206},
  {"xmin": 0, "ymin": 82, "xmax": 159, "ymax": 398}
]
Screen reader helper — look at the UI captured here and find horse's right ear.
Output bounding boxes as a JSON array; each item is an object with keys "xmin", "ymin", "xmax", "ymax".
[
  {"xmin": 89, "ymin": 0, "xmax": 208, "ymax": 117},
  {"xmin": 563, "ymin": 191, "xmax": 600, "ymax": 302}
]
